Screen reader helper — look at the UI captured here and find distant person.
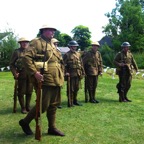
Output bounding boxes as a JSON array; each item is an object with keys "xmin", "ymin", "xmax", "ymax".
[
  {"xmin": 114, "ymin": 42, "xmax": 138, "ymax": 102},
  {"xmin": 10, "ymin": 37, "xmax": 33, "ymax": 114},
  {"xmin": 63, "ymin": 40, "xmax": 85, "ymax": 107},
  {"xmin": 82, "ymin": 41, "xmax": 103, "ymax": 103},
  {"xmin": 51, "ymin": 38, "xmax": 63, "ymax": 109},
  {"xmin": 19, "ymin": 24, "xmax": 65, "ymax": 136}
]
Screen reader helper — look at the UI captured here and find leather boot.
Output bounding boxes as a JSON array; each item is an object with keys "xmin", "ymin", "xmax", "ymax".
[
  {"xmin": 73, "ymin": 100, "xmax": 82, "ymax": 106},
  {"xmin": 124, "ymin": 91, "xmax": 132, "ymax": 102},
  {"xmin": 19, "ymin": 119, "xmax": 33, "ymax": 135},
  {"xmin": 93, "ymin": 90, "xmax": 99, "ymax": 103},
  {"xmin": 48, "ymin": 128, "xmax": 65, "ymax": 136},
  {"xmin": 119, "ymin": 92, "xmax": 127, "ymax": 102},
  {"xmin": 26, "ymin": 94, "xmax": 32, "ymax": 112},
  {"xmin": 18, "ymin": 95, "xmax": 27, "ymax": 114},
  {"xmin": 88, "ymin": 90, "xmax": 93, "ymax": 103},
  {"xmin": 47, "ymin": 109, "xmax": 65, "ymax": 136}
]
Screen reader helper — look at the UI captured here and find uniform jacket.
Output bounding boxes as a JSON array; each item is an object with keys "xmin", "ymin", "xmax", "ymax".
[
  {"xmin": 82, "ymin": 50, "xmax": 103, "ymax": 76},
  {"xmin": 10, "ymin": 47, "xmax": 27, "ymax": 79},
  {"xmin": 114, "ymin": 50, "xmax": 138, "ymax": 75},
  {"xmin": 63, "ymin": 50, "xmax": 85, "ymax": 77},
  {"xmin": 23, "ymin": 37, "xmax": 64, "ymax": 86}
]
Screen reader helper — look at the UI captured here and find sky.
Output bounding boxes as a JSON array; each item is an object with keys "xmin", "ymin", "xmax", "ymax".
[{"xmin": 0, "ymin": 0, "xmax": 116, "ymax": 41}]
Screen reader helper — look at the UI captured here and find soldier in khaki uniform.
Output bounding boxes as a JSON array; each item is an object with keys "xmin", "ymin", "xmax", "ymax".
[
  {"xmin": 10, "ymin": 37, "xmax": 33, "ymax": 114},
  {"xmin": 114, "ymin": 42, "xmax": 138, "ymax": 102},
  {"xmin": 63, "ymin": 40, "xmax": 85, "ymax": 107},
  {"xmin": 82, "ymin": 41, "xmax": 103, "ymax": 103},
  {"xmin": 19, "ymin": 25, "xmax": 65, "ymax": 136}
]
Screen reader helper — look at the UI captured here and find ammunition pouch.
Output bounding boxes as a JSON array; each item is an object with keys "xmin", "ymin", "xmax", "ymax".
[{"xmin": 34, "ymin": 61, "xmax": 48, "ymax": 72}]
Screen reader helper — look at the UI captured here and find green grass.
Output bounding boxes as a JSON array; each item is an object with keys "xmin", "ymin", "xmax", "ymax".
[{"xmin": 0, "ymin": 72, "xmax": 144, "ymax": 144}]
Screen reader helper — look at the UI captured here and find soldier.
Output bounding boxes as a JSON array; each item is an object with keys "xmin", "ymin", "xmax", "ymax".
[
  {"xmin": 19, "ymin": 24, "xmax": 65, "ymax": 136},
  {"xmin": 51, "ymin": 38, "xmax": 63, "ymax": 109},
  {"xmin": 63, "ymin": 40, "xmax": 85, "ymax": 107},
  {"xmin": 82, "ymin": 41, "xmax": 103, "ymax": 103},
  {"xmin": 114, "ymin": 42, "xmax": 138, "ymax": 102},
  {"xmin": 10, "ymin": 37, "xmax": 33, "ymax": 114}
]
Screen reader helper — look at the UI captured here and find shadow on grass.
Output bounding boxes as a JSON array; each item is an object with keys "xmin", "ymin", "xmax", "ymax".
[
  {"xmin": 0, "ymin": 107, "xmax": 15, "ymax": 115},
  {"xmin": 98, "ymin": 97, "xmax": 119, "ymax": 103}
]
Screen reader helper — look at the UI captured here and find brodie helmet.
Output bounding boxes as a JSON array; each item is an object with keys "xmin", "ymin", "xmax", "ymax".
[
  {"xmin": 121, "ymin": 42, "xmax": 131, "ymax": 47},
  {"xmin": 68, "ymin": 40, "xmax": 79, "ymax": 47}
]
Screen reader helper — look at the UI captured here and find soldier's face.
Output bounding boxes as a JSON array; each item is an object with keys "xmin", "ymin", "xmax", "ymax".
[
  {"xmin": 92, "ymin": 45, "xmax": 99, "ymax": 52},
  {"xmin": 70, "ymin": 46, "xmax": 77, "ymax": 52},
  {"xmin": 123, "ymin": 46, "xmax": 129, "ymax": 53},
  {"xmin": 43, "ymin": 29, "xmax": 55, "ymax": 39},
  {"xmin": 20, "ymin": 41, "xmax": 29, "ymax": 48}
]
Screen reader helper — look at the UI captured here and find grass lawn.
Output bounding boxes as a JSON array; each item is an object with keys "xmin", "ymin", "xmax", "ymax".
[{"xmin": 0, "ymin": 72, "xmax": 144, "ymax": 144}]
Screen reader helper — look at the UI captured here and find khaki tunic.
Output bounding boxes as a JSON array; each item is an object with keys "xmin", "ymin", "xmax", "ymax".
[
  {"xmin": 82, "ymin": 50, "xmax": 103, "ymax": 76},
  {"xmin": 114, "ymin": 50, "xmax": 138, "ymax": 75},
  {"xmin": 63, "ymin": 50, "xmax": 85, "ymax": 77},
  {"xmin": 23, "ymin": 37, "xmax": 64, "ymax": 86}
]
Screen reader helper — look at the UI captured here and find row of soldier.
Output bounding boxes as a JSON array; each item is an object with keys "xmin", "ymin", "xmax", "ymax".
[{"xmin": 9, "ymin": 24, "xmax": 138, "ymax": 138}]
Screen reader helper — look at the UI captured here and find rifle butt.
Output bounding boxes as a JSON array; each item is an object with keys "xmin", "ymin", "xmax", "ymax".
[
  {"xmin": 13, "ymin": 80, "xmax": 18, "ymax": 113},
  {"xmin": 35, "ymin": 81, "xmax": 42, "ymax": 141},
  {"xmin": 67, "ymin": 76, "xmax": 72, "ymax": 106},
  {"xmin": 84, "ymin": 77, "xmax": 88, "ymax": 103},
  {"xmin": 35, "ymin": 126, "xmax": 41, "ymax": 141}
]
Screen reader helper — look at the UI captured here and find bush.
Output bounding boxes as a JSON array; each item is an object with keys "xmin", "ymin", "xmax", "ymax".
[{"xmin": 133, "ymin": 52, "xmax": 144, "ymax": 69}]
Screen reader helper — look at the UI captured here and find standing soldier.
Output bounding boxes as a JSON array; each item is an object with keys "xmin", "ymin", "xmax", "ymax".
[
  {"xmin": 114, "ymin": 42, "xmax": 138, "ymax": 102},
  {"xmin": 19, "ymin": 24, "xmax": 65, "ymax": 136},
  {"xmin": 82, "ymin": 41, "xmax": 103, "ymax": 103},
  {"xmin": 63, "ymin": 40, "xmax": 85, "ymax": 107},
  {"xmin": 10, "ymin": 37, "xmax": 33, "ymax": 114}
]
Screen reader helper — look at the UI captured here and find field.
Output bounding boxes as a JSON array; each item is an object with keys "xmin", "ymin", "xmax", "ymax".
[{"xmin": 0, "ymin": 72, "xmax": 144, "ymax": 144}]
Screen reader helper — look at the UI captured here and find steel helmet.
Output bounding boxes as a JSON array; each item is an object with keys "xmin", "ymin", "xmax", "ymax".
[
  {"xmin": 51, "ymin": 38, "xmax": 59, "ymax": 43},
  {"xmin": 68, "ymin": 40, "xmax": 79, "ymax": 47},
  {"xmin": 18, "ymin": 37, "xmax": 30, "ymax": 43},
  {"xmin": 39, "ymin": 24, "xmax": 57, "ymax": 31},
  {"xmin": 91, "ymin": 41, "xmax": 100, "ymax": 46},
  {"xmin": 121, "ymin": 42, "xmax": 131, "ymax": 47}
]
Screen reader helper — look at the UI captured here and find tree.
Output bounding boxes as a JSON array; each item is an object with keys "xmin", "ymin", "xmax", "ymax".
[
  {"xmin": 58, "ymin": 33, "xmax": 72, "ymax": 47},
  {"xmin": 99, "ymin": 44, "xmax": 115, "ymax": 67},
  {"xmin": 0, "ymin": 31, "xmax": 18, "ymax": 68},
  {"xmin": 103, "ymin": 0, "xmax": 144, "ymax": 52},
  {"xmin": 71, "ymin": 25, "xmax": 91, "ymax": 51}
]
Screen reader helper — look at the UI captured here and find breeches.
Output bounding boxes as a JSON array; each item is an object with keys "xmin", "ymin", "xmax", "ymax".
[
  {"xmin": 18, "ymin": 78, "xmax": 33, "ymax": 95},
  {"xmin": 117, "ymin": 72, "xmax": 132, "ymax": 93},
  {"xmin": 24, "ymin": 85, "xmax": 60, "ymax": 123},
  {"xmin": 70, "ymin": 77, "xmax": 80, "ymax": 93},
  {"xmin": 87, "ymin": 75, "xmax": 98, "ymax": 91}
]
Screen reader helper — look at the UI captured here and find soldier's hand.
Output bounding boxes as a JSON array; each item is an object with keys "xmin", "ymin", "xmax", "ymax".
[
  {"xmin": 119, "ymin": 63, "xmax": 126, "ymax": 67},
  {"xmin": 65, "ymin": 73, "xmax": 70, "ymax": 76},
  {"xmin": 99, "ymin": 72, "xmax": 102, "ymax": 77},
  {"xmin": 14, "ymin": 73, "xmax": 19, "ymax": 79},
  {"xmin": 34, "ymin": 71, "xmax": 44, "ymax": 82}
]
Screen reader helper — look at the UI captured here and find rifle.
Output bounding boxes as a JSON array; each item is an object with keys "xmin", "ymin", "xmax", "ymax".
[
  {"xmin": 13, "ymin": 79, "xmax": 18, "ymax": 113},
  {"xmin": 67, "ymin": 75, "xmax": 72, "ymax": 107},
  {"xmin": 35, "ymin": 81, "xmax": 42, "ymax": 141},
  {"xmin": 84, "ymin": 76, "xmax": 88, "ymax": 103}
]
